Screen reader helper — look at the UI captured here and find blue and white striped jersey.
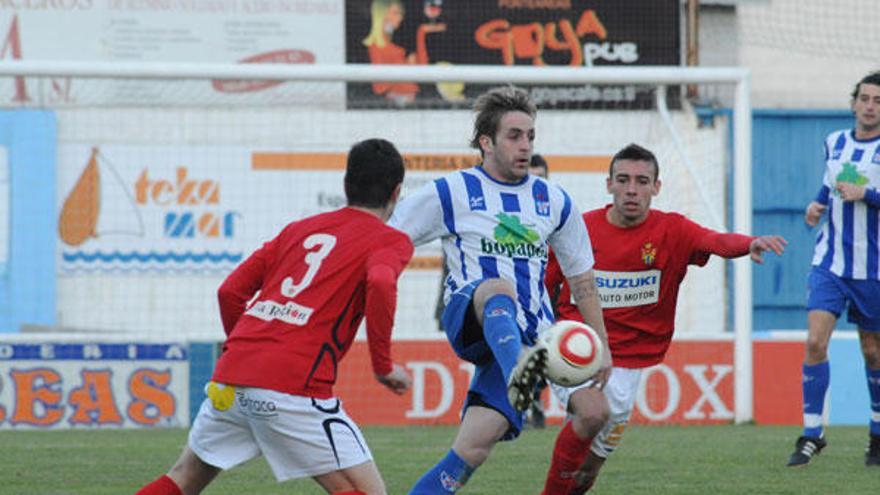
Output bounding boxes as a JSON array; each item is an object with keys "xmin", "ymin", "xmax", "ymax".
[
  {"xmin": 812, "ymin": 129, "xmax": 880, "ymax": 279},
  {"xmin": 390, "ymin": 166, "xmax": 594, "ymax": 341}
]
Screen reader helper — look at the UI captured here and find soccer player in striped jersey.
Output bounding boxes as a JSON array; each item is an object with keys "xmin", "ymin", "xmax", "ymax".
[
  {"xmin": 544, "ymin": 143, "xmax": 786, "ymax": 493},
  {"xmin": 135, "ymin": 139, "xmax": 414, "ymax": 495},
  {"xmin": 787, "ymin": 71, "xmax": 880, "ymax": 467},
  {"xmin": 390, "ymin": 86, "xmax": 612, "ymax": 494}
]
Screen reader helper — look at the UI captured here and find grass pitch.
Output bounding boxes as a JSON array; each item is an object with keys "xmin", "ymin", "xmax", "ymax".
[{"xmin": 1, "ymin": 424, "xmax": 876, "ymax": 494}]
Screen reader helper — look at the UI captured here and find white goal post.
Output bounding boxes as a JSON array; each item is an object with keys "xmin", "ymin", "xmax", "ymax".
[{"xmin": 0, "ymin": 61, "xmax": 753, "ymax": 423}]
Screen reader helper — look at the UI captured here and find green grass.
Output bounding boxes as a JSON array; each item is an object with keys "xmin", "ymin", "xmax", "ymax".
[{"xmin": 0, "ymin": 425, "xmax": 876, "ymax": 494}]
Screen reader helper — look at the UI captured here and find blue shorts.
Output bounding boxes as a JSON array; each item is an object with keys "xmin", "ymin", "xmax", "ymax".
[
  {"xmin": 441, "ymin": 279, "xmax": 524, "ymax": 440},
  {"xmin": 807, "ymin": 267, "xmax": 880, "ymax": 331}
]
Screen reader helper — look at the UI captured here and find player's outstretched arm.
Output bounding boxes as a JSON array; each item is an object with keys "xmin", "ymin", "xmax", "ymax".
[
  {"xmin": 567, "ymin": 270, "xmax": 612, "ymax": 387},
  {"xmin": 748, "ymin": 235, "xmax": 788, "ymax": 264},
  {"xmin": 376, "ymin": 363, "xmax": 411, "ymax": 395}
]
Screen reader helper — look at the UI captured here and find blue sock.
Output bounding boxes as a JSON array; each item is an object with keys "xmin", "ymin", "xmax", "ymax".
[
  {"xmin": 408, "ymin": 449, "xmax": 475, "ymax": 494},
  {"xmin": 803, "ymin": 361, "xmax": 830, "ymax": 439},
  {"xmin": 866, "ymin": 367, "xmax": 880, "ymax": 436},
  {"xmin": 481, "ymin": 294, "xmax": 521, "ymax": 384}
]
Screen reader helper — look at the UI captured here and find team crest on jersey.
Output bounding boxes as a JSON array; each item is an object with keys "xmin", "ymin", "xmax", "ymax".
[
  {"xmin": 641, "ymin": 242, "xmax": 656, "ymax": 266},
  {"xmin": 469, "ymin": 195, "xmax": 485, "ymax": 210},
  {"xmin": 536, "ymin": 198, "xmax": 550, "ymax": 216}
]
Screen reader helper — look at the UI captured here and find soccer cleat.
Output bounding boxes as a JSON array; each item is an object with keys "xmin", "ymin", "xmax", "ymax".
[
  {"xmin": 866, "ymin": 434, "xmax": 880, "ymax": 466},
  {"xmin": 786, "ymin": 435, "xmax": 826, "ymax": 467},
  {"xmin": 507, "ymin": 343, "xmax": 548, "ymax": 412}
]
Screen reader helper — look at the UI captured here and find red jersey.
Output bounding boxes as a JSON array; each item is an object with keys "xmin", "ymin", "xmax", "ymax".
[
  {"xmin": 212, "ymin": 207, "xmax": 413, "ymax": 398},
  {"xmin": 546, "ymin": 206, "xmax": 753, "ymax": 368}
]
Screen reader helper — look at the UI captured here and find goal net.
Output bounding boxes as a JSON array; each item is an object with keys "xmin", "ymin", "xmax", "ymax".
[{"xmin": 0, "ymin": 61, "xmax": 754, "ymax": 422}]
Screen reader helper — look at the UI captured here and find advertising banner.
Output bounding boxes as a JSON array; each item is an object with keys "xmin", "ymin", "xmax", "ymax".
[
  {"xmin": 57, "ymin": 144, "xmax": 609, "ymax": 273},
  {"xmin": 345, "ymin": 0, "xmax": 680, "ymax": 109},
  {"xmin": 335, "ymin": 339, "xmax": 735, "ymax": 426},
  {"xmin": 0, "ymin": 342, "xmax": 189, "ymax": 429},
  {"xmin": 0, "ymin": 3, "xmax": 344, "ymax": 106}
]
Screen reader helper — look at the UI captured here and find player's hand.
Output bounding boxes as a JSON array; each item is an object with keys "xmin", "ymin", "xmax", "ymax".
[
  {"xmin": 594, "ymin": 344, "xmax": 613, "ymax": 389},
  {"xmin": 376, "ymin": 363, "xmax": 411, "ymax": 395},
  {"xmin": 749, "ymin": 235, "xmax": 787, "ymax": 264},
  {"xmin": 837, "ymin": 182, "xmax": 867, "ymax": 202},
  {"xmin": 804, "ymin": 201, "xmax": 826, "ymax": 227}
]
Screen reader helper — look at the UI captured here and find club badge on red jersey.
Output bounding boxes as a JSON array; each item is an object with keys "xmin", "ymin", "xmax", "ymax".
[{"xmin": 641, "ymin": 242, "xmax": 656, "ymax": 266}]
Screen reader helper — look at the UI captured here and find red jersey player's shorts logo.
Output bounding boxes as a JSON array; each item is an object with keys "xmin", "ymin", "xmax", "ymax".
[{"xmin": 641, "ymin": 242, "xmax": 656, "ymax": 266}]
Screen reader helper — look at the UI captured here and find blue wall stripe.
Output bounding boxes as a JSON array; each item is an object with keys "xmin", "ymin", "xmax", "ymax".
[
  {"xmin": 188, "ymin": 341, "xmax": 219, "ymax": 422},
  {"xmin": 0, "ymin": 111, "xmax": 56, "ymax": 333}
]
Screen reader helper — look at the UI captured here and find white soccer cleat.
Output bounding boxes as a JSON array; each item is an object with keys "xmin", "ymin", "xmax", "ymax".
[{"xmin": 506, "ymin": 342, "xmax": 548, "ymax": 412}]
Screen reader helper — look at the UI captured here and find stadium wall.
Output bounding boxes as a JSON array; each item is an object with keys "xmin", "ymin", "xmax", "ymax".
[{"xmin": 0, "ymin": 335, "xmax": 869, "ymax": 429}]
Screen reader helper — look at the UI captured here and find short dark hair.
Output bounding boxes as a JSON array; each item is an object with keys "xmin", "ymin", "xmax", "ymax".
[
  {"xmin": 609, "ymin": 143, "xmax": 659, "ymax": 181},
  {"xmin": 345, "ymin": 138, "xmax": 405, "ymax": 208},
  {"xmin": 530, "ymin": 153, "xmax": 548, "ymax": 170},
  {"xmin": 470, "ymin": 86, "xmax": 537, "ymax": 155},
  {"xmin": 851, "ymin": 71, "xmax": 880, "ymax": 101}
]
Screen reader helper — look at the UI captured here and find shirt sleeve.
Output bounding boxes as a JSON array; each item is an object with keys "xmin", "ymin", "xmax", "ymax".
[
  {"xmin": 680, "ymin": 215, "xmax": 754, "ymax": 266},
  {"xmin": 217, "ymin": 236, "xmax": 276, "ymax": 336},
  {"xmin": 389, "ymin": 179, "xmax": 448, "ymax": 246},
  {"xmin": 547, "ymin": 191, "xmax": 593, "ymax": 278},
  {"xmin": 364, "ymin": 230, "xmax": 414, "ymax": 377}
]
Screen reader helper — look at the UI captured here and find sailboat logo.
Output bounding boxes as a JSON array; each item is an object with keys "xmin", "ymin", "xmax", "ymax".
[
  {"xmin": 59, "ymin": 147, "xmax": 144, "ymax": 246},
  {"xmin": 59, "ymin": 146, "xmax": 241, "ymax": 272}
]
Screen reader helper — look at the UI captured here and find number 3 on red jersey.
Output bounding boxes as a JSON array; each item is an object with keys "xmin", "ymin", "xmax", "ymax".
[{"xmin": 280, "ymin": 233, "xmax": 337, "ymax": 299}]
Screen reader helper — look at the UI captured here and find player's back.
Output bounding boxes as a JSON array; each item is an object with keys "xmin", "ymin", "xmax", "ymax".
[{"xmin": 213, "ymin": 207, "xmax": 412, "ymax": 398}]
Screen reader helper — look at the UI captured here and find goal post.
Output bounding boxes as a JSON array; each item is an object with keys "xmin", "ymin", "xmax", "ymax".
[{"xmin": 0, "ymin": 60, "xmax": 754, "ymax": 423}]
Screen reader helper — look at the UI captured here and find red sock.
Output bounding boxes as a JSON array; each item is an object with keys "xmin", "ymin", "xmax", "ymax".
[
  {"xmin": 541, "ymin": 421, "xmax": 592, "ymax": 495},
  {"xmin": 332, "ymin": 492, "xmax": 366, "ymax": 495},
  {"xmin": 135, "ymin": 475, "xmax": 182, "ymax": 495}
]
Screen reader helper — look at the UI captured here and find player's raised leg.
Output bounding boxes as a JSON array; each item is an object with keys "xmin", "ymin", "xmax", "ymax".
[{"xmin": 472, "ymin": 279, "xmax": 548, "ymax": 413}]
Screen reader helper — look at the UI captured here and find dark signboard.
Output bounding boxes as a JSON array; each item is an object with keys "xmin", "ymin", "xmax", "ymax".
[{"xmin": 345, "ymin": 0, "xmax": 680, "ymax": 109}]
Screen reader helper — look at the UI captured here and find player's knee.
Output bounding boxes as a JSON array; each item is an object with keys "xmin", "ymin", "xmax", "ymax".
[
  {"xmin": 804, "ymin": 335, "xmax": 829, "ymax": 360},
  {"xmin": 474, "ymin": 278, "xmax": 516, "ymax": 302},
  {"xmin": 863, "ymin": 350, "xmax": 880, "ymax": 369},
  {"xmin": 569, "ymin": 393, "xmax": 610, "ymax": 437}
]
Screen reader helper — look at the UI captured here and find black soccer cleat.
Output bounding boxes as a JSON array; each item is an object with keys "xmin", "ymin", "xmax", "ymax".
[
  {"xmin": 507, "ymin": 343, "xmax": 548, "ymax": 413},
  {"xmin": 787, "ymin": 435, "xmax": 826, "ymax": 467},
  {"xmin": 866, "ymin": 434, "xmax": 880, "ymax": 466}
]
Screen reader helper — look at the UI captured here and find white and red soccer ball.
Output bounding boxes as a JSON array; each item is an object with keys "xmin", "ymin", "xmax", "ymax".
[{"xmin": 540, "ymin": 320, "xmax": 603, "ymax": 387}]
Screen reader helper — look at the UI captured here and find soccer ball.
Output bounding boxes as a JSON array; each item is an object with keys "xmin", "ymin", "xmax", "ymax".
[{"xmin": 540, "ymin": 320, "xmax": 603, "ymax": 387}]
